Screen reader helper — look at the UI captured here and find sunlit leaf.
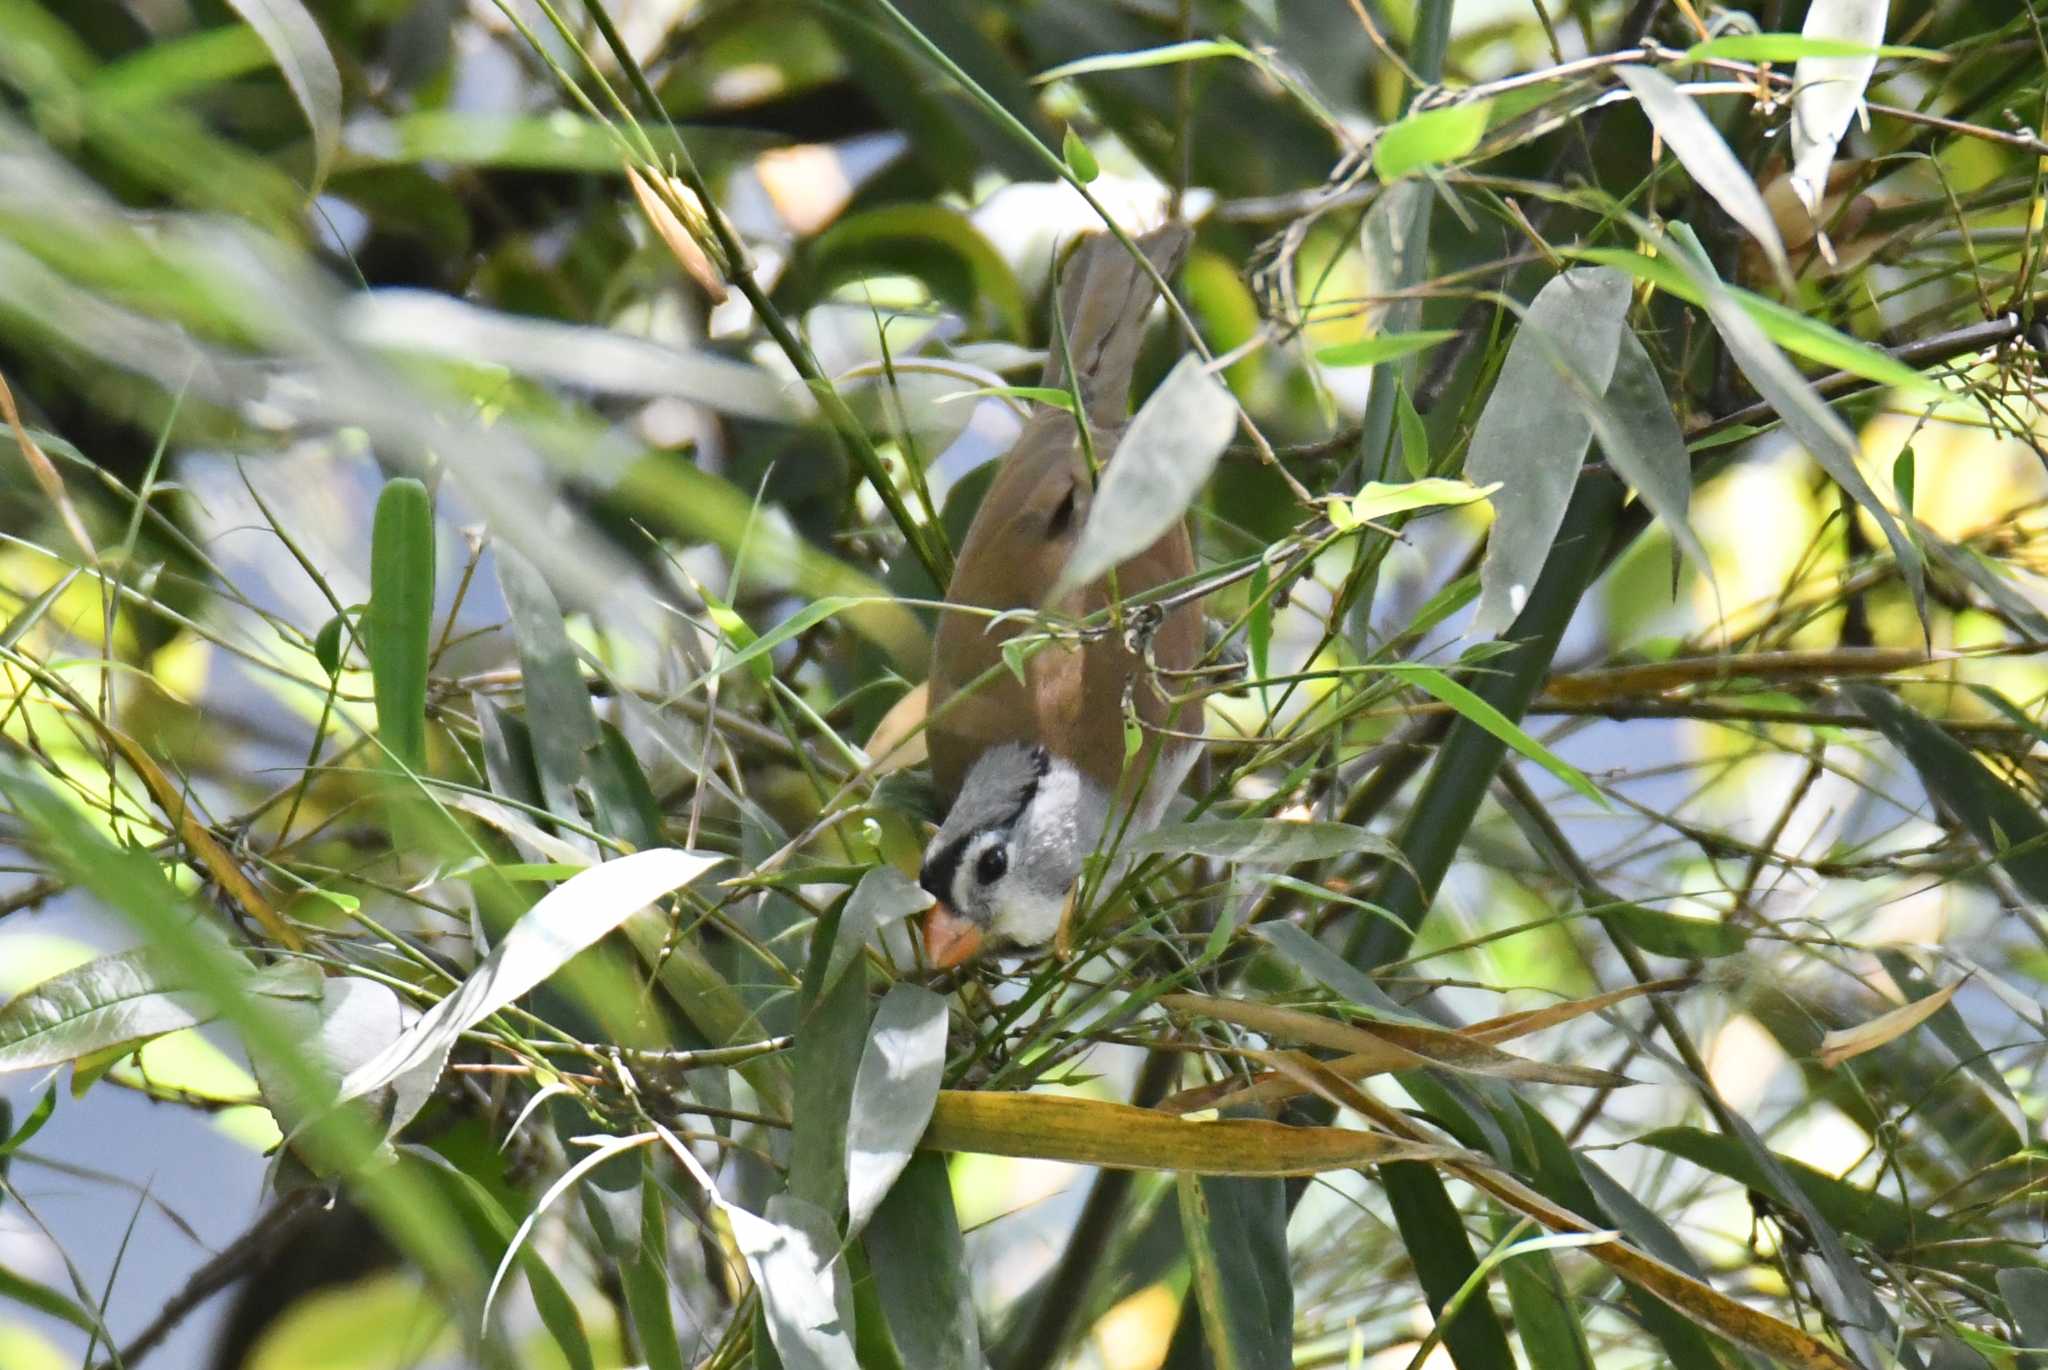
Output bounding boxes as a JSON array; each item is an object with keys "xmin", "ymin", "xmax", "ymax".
[
  {"xmin": 1789, "ymin": 0, "xmax": 1888, "ymax": 222},
  {"xmin": 1816, "ymin": 977, "xmax": 1963, "ymax": 1068},
  {"xmin": 845, "ymin": 984, "xmax": 948, "ymax": 1235},
  {"xmin": 1316, "ymin": 330, "xmax": 1460, "ymax": 368},
  {"xmin": 1375, "ymin": 102, "xmax": 1490, "ymax": 179},
  {"xmin": 1052, "ymin": 354, "xmax": 1236, "ymax": 601},
  {"xmin": 1466, "ymin": 266, "xmax": 1632, "ymax": 635},
  {"xmin": 335, "ymin": 849, "xmax": 723, "ymax": 1132},
  {"xmin": 1619, "ymin": 65, "xmax": 1791, "ymax": 288},
  {"xmin": 366, "ymin": 477, "xmax": 434, "ymax": 774}
]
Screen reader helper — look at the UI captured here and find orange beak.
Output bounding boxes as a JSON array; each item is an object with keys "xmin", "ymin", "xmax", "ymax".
[{"xmin": 921, "ymin": 902, "xmax": 985, "ymax": 970}]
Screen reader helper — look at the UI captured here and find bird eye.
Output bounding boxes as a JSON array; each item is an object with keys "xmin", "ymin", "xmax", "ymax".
[{"xmin": 975, "ymin": 845, "xmax": 1008, "ymax": 885}]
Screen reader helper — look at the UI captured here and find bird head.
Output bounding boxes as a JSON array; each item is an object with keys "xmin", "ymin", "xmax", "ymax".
[{"xmin": 917, "ymin": 742, "xmax": 1109, "ymax": 968}]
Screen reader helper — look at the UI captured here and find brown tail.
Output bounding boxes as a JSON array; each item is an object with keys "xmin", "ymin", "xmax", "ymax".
[{"xmin": 1040, "ymin": 222, "xmax": 1193, "ymax": 427}]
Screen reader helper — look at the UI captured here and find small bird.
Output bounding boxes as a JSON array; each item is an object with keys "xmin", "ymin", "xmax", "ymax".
[{"xmin": 919, "ymin": 222, "xmax": 1203, "ymax": 968}]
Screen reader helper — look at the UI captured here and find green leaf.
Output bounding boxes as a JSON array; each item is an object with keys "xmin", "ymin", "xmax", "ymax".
[
  {"xmin": 1349, "ymin": 477, "xmax": 1498, "ymax": 524},
  {"xmin": 845, "ymin": 985, "xmax": 949, "ymax": 1235},
  {"xmin": 1051, "ymin": 354, "xmax": 1237, "ymax": 600},
  {"xmin": 0, "ymin": 1263, "xmax": 98, "ymax": 1334},
  {"xmin": 620, "ymin": 1167, "xmax": 687, "ymax": 1370},
  {"xmin": 1177, "ymin": 1168, "xmax": 1292, "ymax": 1370},
  {"xmin": 1061, "ymin": 126, "xmax": 1099, "ymax": 182},
  {"xmin": 1662, "ymin": 226, "xmax": 1926, "ymax": 629},
  {"xmin": 1033, "ymin": 39, "xmax": 1247, "ymax": 84},
  {"xmin": 1374, "ymin": 101, "xmax": 1490, "ymax": 179},
  {"xmin": 0, "ymin": 948, "xmax": 307, "ymax": 1074},
  {"xmin": 335, "ymin": 849, "xmax": 724, "ymax": 1135},
  {"xmin": 0, "ymin": 1087, "xmax": 54, "ymax": 1157},
  {"xmin": 1848, "ymin": 685, "xmax": 2048, "ymax": 908},
  {"xmin": 936, "ymin": 384, "xmax": 1079, "ymax": 414},
  {"xmin": 1682, "ymin": 34, "xmax": 1940, "ymax": 62},
  {"xmin": 1640, "ymin": 1126, "xmax": 1958, "ymax": 1254},
  {"xmin": 1315, "ymin": 329, "xmax": 1460, "ymax": 368},
  {"xmin": 730, "ymin": 1194, "xmax": 861, "ymax": 1370},
  {"xmin": 865, "ymin": 1153, "xmax": 982, "ymax": 1367},
  {"xmin": 495, "ymin": 545, "xmax": 602, "ymax": 840},
  {"xmin": 407, "ymin": 1145, "xmax": 595, "ymax": 1370},
  {"xmin": 1247, "ymin": 561, "xmax": 1272, "ymax": 683},
  {"xmin": 791, "ymin": 888, "xmax": 880, "ymax": 1223},
  {"xmin": 1596, "ymin": 327, "xmax": 1710, "ymax": 577},
  {"xmin": 1396, "ymin": 381, "xmax": 1430, "ymax": 479},
  {"xmin": 1566, "ymin": 246, "xmax": 1944, "ymax": 398},
  {"xmin": 1466, "ymin": 267, "xmax": 1632, "ymax": 635},
  {"xmin": 366, "ymin": 477, "xmax": 435, "ymax": 774},
  {"xmin": 1601, "ymin": 904, "xmax": 1747, "ymax": 958},
  {"xmin": 1381, "ymin": 664, "xmax": 1604, "ymax": 806},
  {"xmin": 223, "ymin": 0, "xmax": 341, "ymax": 191},
  {"xmin": 1618, "ymin": 65, "xmax": 1790, "ymax": 288},
  {"xmin": 1893, "ymin": 446, "xmax": 1915, "ymax": 516},
  {"xmin": 1998, "ymin": 1270, "xmax": 2048, "ymax": 1353},
  {"xmin": 1382, "ymin": 1160, "xmax": 1516, "ymax": 1370}
]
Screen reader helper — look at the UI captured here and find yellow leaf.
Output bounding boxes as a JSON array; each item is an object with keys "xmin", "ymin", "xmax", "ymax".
[{"xmin": 1817, "ymin": 978, "xmax": 1963, "ymax": 1069}]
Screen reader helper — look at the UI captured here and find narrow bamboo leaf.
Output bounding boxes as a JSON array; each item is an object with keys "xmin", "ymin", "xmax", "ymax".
[
  {"xmin": 1247, "ymin": 561, "xmax": 1272, "ymax": 682},
  {"xmin": 1597, "ymin": 327, "xmax": 1710, "ymax": 576},
  {"xmin": 1250, "ymin": 921, "xmax": 1424, "ymax": 1023},
  {"xmin": 0, "ymin": 1087, "xmax": 54, "ymax": 1157},
  {"xmin": 1375, "ymin": 102, "xmax": 1490, "ymax": 179},
  {"xmin": 1876, "ymin": 948, "xmax": 2026, "ymax": 1149},
  {"xmin": 1663, "ymin": 228, "xmax": 1926, "ymax": 627},
  {"xmin": 1492, "ymin": 1217, "xmax": 1596, "ymax": 1370},
  {"xmin": 1847, "ymin": 684, "xmax": 2048, "ymax": 906},
  {"xmin": 1316, "ymin": 330, "xmax": 1460, "ymax": 368},
  {"xmin": 1381, "ymin": 663, "xmax": 1603, "ymax": 805},
  {"xmin": 1126, "ymin": 818, "xmax": 1407, "ymax": 865},
  {"xmin": 1349, "ymin": 477, "xmax": 1498, "ymax": 523},
  {"xmin": 1061, "ymin": 126, "xmax": 1099, "ymax": 182},
  {"xmin": 1566, "ymin": 247, "xmax": 1942, "ymax": 397},
  {"xmin": 0, "ymin": 1263, "xmax": 98, "ymax": 1333},
  {"xmin": 345, "ymin": 291, "xmax": 796, "ymax": 421},
  {"xmin": 865, "ymin": 1153, "xmax": 983, "ymax": 1368},
  {"xmin": 223, "ymin": 0, "xmax": 341, "ymax": 190},
  {"xmin": 1052, "ymin": 354, "xmax": 1236, "ymax": 601},
  {"xmin": 730, "ymin": 1194, "xmax": 861, "ymax": 1370},
  {"xmin": 1816, "ymin": 977, "xmax": 1962, "ymax": 1068},
  {"xmin": 366, "ymin": 477, "xmax": 435, "ymax": 774},
  {"xmin": 1177, "ymin": 1168, "xmax": 1292, "ymax": 1370},
  {"xmin": 335, "ymin": 849, "xmax": 723, "ymax": 1130},
  {"xmin": 1619, "ymin": 66, "xmax": 1791, "ymax": 288},
  {"xmin": 790, "ymin": 904, "xmax": 873, "ymax": 1222},
  {"xmin": 495, "ymin": 545, "xmax": 601, "ymax": 842},
  {"xmin": 620, "ymin": 1169, "xmax": 686, "ymax": 1370},
  {"xmin": 0, "ymin": 950, "xmax": 312, "ymax": 1075},
  {"xmin": 922, "ymin": 1090, "xmax": 1457, "ymax": 1174},
  {"xmin": 846, "ymin": 985, "xmax": 948, "ymax": 1235},
  {"xmin": 1382, "ymin": 1160, "xmax": 1516, "ymax": 1370},
  {"xmin": 1789, "ymin": 0, "xmax": 1887, "ymax": 220},
  {"xmin": 1640, "ymin": 1126, "xmax": 1958, "ymax": 1254},
  {"xmin": 935, "ymin": 385, "xmax": 1078, "ymax": 414},
  {"xmin": 1601, "ymin": 904, "xmax": 1747, "ymax": 958},
  {"xmin": 1034, "ymin": 38, "xmax": 1246, "ymax": 84},
  {"xmin": 0, "ymin": 948, "xmax": 208, "ymax": 1073},
  {"xmin": 407, "ymin": 1146, "xmax": 595, "ymax": 1370},
  {"xmin": 1998, "ymin": 1270, "xmax": 2048, "ymax": 1352},
  {"xmin": 1466, "ymin": 267, "xmax": 1632, "ymax": 635},
  {"xmin": 824, "ymin": 867, "xmax": 931, "ymax": 997},
  {"xmin": 682, "ymin": 596, "xmax": 873, "ymax": 696},
  {"xmin": 251, "ymin": 974, "xmax": 411, "ymax": 1154},
  {"xmin": 1684, "ymin": 34, "xmax": 1936, "ymax": 62}
]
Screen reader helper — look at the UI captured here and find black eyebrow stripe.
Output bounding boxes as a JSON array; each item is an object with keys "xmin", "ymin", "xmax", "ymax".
[{"xmin": 921, "ymin": 839, "xmax": 966, "ymax": 903}]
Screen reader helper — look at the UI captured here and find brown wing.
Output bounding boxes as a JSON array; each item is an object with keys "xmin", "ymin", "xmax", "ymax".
[
  {"xmin": 928, "ymin": 408, "xmax": 1201, "ymax": 803},
  {"xmin": 929, "ymin": 221, "xmax": 1202, "ymax": 803}
]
